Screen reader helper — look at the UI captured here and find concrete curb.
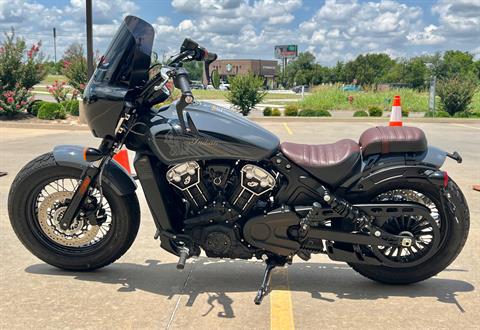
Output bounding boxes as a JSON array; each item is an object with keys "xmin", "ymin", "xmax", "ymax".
[{"xmin": 1, "ymin": 117, "xmax": 479, "ymax": 131}]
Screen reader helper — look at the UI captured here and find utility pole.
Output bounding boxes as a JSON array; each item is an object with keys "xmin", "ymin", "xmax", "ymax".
[
  {"xmin": 86, "ymin": 0, "xmax": 94, "ymax": 80},
  {"xmin": 53, "ymin": 28, "xmax": 57, "ymax": 63}
]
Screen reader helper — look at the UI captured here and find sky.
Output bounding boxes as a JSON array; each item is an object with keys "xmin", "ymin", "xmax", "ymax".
[{"xmin": 0, "ymin": 0, "xmax": 479, "ymax": 65}]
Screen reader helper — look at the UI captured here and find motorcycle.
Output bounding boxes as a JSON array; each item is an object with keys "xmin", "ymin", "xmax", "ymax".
[{"xmin": 8, "ymin": 16, "xmax": 469, "ymax": 305}]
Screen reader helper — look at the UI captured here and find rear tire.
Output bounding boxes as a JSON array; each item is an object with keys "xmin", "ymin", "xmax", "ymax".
[
  {"xmin": 8, "ymin": 152, "xmax": 140, "ymax": 271},
  {"xmin": 348, "ymin": 179, "xmax": 469, "ymax": 284}
]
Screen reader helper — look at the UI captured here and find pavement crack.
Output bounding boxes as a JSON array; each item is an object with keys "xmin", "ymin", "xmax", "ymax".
[{"xmin": 165, "ymin": 259, "xmax": 196, "ymax": 329}]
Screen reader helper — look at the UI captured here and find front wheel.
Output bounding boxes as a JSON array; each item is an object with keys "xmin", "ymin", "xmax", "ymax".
[
  {"xmin": 348, "ymin": 178, "xmax": 469, "ymax": 284},
  {"xmin": 8, "ymin": 152, "xmax": 140, "ymax": 271}
]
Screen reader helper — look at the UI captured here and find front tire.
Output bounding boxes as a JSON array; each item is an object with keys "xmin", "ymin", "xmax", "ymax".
[
  {"xmin": 8, "ymin": 152, "xmax": 140, "ymax": 271},
  {"xmin": 348, "ymin": 179, "xmax": 469, "ymax": 284}
]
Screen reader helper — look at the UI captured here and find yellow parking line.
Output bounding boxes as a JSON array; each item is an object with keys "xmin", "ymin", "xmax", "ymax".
[
  {"xmin": 450, "ymin": 123, "xmax": 480, "ymax": 130},
  {"xmin": 283, "ymin": 123, "xmax": 293, "ymax": 135},
  {"xmin": 270, "ymin": 267, "xmax": 295, "ymax": 330}
]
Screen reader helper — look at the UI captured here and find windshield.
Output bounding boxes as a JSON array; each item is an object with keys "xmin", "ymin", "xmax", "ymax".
[{"xmin": 93, "ymin": 15, "xmax": 154, "ymax": 88}]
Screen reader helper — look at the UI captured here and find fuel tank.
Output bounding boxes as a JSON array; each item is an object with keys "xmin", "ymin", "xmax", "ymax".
[{"xmin": 146, "ymin": 101, "xmax": 280, "ymax": 164}]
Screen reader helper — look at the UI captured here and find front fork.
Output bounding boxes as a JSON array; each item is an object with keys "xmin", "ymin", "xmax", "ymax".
[{"xmin": 59, "ymin": 107, "xmax": 136, "ymax": 230}]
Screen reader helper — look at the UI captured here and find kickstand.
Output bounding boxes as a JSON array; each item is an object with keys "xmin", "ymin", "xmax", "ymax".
[{"xmin": 254, "ymin": 257, "xmax": 286, "ymax": 305}]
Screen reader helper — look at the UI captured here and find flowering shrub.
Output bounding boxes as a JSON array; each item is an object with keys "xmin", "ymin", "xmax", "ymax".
[
  {"xmin": 0, "ymin": 86, "xmax": 33, "ymax": 117},
  {"xmin": 0, "ymin": 28, "xmax": 45, "ymax": 118},
  {"xmin": 0, "ymin": 28, "xmax": 46, "ymax": 90},
  {"xmin": 47, "ymin": 80, "xmax": 78, "ymax": 103},
  {"xmin": 62, "ymin": 44, "xmax": 88, "ymax": 94}
]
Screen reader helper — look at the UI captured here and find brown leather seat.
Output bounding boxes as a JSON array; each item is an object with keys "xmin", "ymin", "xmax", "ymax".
[
  {"xmin": 280, "ymin": 139, "xmax": 361, "ymax": 186},
  {"xmin": 359, "ymin": 126, "xmax": 427, "ymax": 156}
]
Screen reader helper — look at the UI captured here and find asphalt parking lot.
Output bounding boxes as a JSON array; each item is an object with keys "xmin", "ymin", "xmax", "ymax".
[{"xmin": 1, "ymin": 120, "xmax": 479, "ymax": 329}]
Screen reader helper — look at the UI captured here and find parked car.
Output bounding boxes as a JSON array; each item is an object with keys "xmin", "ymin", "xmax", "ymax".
[
  {"xmin": 292, "ymin": 85, "xmax": 309, "ymax": 93},
  {"xmin": 219, "ymin": 83, "xmax": 230, "ymax": 91},
  {"xmin": 190, "ymin": 82, "xmax": 205, "ymax": 89},
  {"xmin": 341, "ymin": 85, "xmax": 361, "ymax": 91}
]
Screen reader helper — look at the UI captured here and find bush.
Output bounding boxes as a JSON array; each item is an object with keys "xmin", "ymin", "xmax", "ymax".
[
  {"xmin": 0, "ymin": 28, "xmax": 47, "ymax": 90},
  {"xmin": 402, "ymin": 108, "xmax": 410, "ymax": 117},
  {"xmin": 48, "ymin": 81, "xmax": 78, "ymax": 103},
  {"xmin": 28, "ymin": 100, "xmax": 46, "ymax": 116},
  {"xmin": 368, "ymin": 105, "xmax": 383, "ymax": 117},
  {"xmin": 453, "ymin": 111, "xmax": 472, "ymax": 118},
  {"xmin": 0, "ymin": 87, "xmax": 33, "ymax": 118},
  {"xmin": 62, "ymin": 43, "xmax": 88, "ymax": 94},
  {"xmin": 61, "ymin": 100, "xmax": 79, "ymax": 116},
  {"xmin": 437, "ymin": 77, "xmax": 477, "ymax": 116},
  {"xmin": 37, "ymin": 102, "xmax": 66, "ymax": 120},
  {"xmin": 284, "ymin": 104, "xmax": 299, "ymax": 116},
  {"xmin": 263, "ymin": 106, "xmax": 272, "ymax": 116},
  {"xmin": 424, "ymin": 110, "xmax": 450, "ymax": 118},
  {"xmin": 353, "ymin": 110, "xmax": 368, "ymax": 117},
  {"xmin": 299, "ymin": 109, "xmax": 331, "ymax": 117},
  {"xmin": 271, "ymin": 108, "xmax": 282, "ymax": 116},
  {"xmin": 227, "ymin": 73, "xmax": 267, "ymax": 116}
]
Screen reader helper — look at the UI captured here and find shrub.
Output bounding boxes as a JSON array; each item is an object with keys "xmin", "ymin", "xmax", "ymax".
[
  {"xmin": 284, "ymin": 104, "xmax": 299, "ymax": 116},
  {"xmin": 368, "ymin": 105, "xmax": 383, "ymax": 117},
  {"xmin": 424, "ymin": 110, "xmax": 450, "ymax": 118},
  {"xmin": 271, "ymin": 108, "xmax": 282, "ymax": 116},
  {"xmin": 263, "ymin": 106, "xmax": 272, "ymax": 116},
  {"xmin": 61, "ymin": 100, "xmax": 79, "ymax": 116},
  {"xmin": 0, "ymin": 28, "xmax": 47, "ymax": 90},
  {"xmin": 226, "ymin": 73, "xmax": 267, "ymax": 116},
  {"xmin": 353, "ymin": 110, "xmax": 368, "ymax": 117},
  {"xmin": 437, "ymin": 77, "xmax": 477, "ymax": 116},
  {"xmin": 0, "ymin": 87, "xmax": 33, "ymax": 118},
  {"xmin": 48, "ymin": 80, "xmax": 75, "ymax": 103},
  {"xmin": 62, "ymin": 43, "xmax": 88, "ymax": 94},
  {"xmin": 453, "ymin": 111, "xmax": 471, "ymax": 118},
  {"xmin": 402, "ymin": 108, "xmax": 410, "ymax": 117},
  {"xmin": 37, "ymin": 102, "xmax": 66, "ymax": 120},
  {"xmin": 299, "ymin": 109, "xmax": 331, "ymax": 117},
  {"xmin": 28, "ymin": 100, "xmax": 46, "ymax": 116}
]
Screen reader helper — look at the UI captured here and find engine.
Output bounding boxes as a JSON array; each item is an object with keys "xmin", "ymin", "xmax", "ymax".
[{"xmin": 166, "ymin": 161, "xmax": 276, "ymax": 258}]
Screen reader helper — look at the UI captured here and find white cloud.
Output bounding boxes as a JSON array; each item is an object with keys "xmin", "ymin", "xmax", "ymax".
[{"xmin": 407, "ymin": 24, "xmax": 446, "ymax": 45}]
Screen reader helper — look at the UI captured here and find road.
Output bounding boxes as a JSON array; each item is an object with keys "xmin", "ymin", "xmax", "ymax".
[{"xmin": 1, "ymin": 121, "xmax": 479, "ymax": 329}]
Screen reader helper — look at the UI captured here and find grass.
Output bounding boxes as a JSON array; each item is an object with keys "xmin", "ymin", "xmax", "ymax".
[
  {"xmin": 40, "ymin": 74, "xmax": 68, "ymax": 85},
  {"xmin": 300, "ymin": 85, "xmax": 480, "ymax": 114},
  {"xmin": 192, "ymin": 89, "xmax": 300, "ymax": 100}
]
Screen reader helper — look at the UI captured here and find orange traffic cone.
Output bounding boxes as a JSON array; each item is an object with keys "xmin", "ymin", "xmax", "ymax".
[
  {"xmin": 389, "ymin": 95, "xmax": 403, "ymax": 126},
  {"xmin": 113, "ymin": 149, "xmax": 131, "ymax": 174}
]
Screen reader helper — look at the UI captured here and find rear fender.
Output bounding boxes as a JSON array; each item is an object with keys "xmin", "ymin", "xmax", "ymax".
[
  {"xmin": 53, "ymin": 145, "xmax": 137, "ymax": 196},
  {"xmin": 342, "ymin": 146, "xmax": 448, "ymax": 193}
]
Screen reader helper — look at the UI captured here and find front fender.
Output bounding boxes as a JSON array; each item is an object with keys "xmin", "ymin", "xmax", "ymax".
[{"xmin": 53, "ymin": 145, "xmax": 137, "ymax": 196}]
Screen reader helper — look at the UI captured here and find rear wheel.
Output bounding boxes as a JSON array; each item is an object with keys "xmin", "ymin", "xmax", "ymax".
[
  {"xmin": 348, "ymin": 179, "xmax": 469, "ymax": 284},
  {"xmin": 8, "ymin": 152, "xmax": 140, "ymax": 271}
]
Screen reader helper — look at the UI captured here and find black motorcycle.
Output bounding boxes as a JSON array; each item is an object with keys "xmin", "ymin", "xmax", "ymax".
[{"xmin": 8, "ymin": 16, "xmax": 469, "ymax": 305}]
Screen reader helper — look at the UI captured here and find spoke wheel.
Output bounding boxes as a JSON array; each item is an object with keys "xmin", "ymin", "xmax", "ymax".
[
  {"xmin": 33, "ymin": 177, "xmax": 113, "ymax": 251},
  {"xmin": 369, "ymin": 189, "xmax": 443, "ymax": 268}
]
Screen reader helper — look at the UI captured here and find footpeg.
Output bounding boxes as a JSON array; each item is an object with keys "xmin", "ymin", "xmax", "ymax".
[{"xmin": 176, "ymin": 247, "xmax": 189, "ymax": 270}]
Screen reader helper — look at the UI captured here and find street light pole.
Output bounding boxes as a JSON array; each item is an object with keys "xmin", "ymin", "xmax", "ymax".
[
  {"xmin": 86, "ymin": 0, "xmax": 94, "ymax": 80},
  {"xmin": 53, "ymin": 28, "xmax": 57, "ymax": 64}
]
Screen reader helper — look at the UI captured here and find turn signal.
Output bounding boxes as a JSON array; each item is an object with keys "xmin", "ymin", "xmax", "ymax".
[{"xmin": 83, "ymin": 147, "xmax": 104, "ymax": 162}]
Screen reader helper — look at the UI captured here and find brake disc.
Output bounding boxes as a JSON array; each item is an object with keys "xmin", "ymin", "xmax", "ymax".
[{"xmin": 38, "ymin": 191, "xmax": 100, "ymax": 247}]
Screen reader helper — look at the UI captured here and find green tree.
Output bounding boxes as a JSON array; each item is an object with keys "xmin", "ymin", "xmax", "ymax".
[
  {"xmin": 439, "ymin": 50, "xmax": 477, "ymax": 80},
  {"xmin": 183, "ymin": 61, "xmax": 203, "ymax": 81},
  {"xmin": 227, "ymin": 73, "xmax": 266, "ymax": 116},
  {"xmin": 344, "ymin": 53, "xmax": 395, "ymax": 86},
  {"xmin": 0, "ymin": 28, "xmax": 46, "ymax": 90},
  {"xmin": 285, "ymin": 52, "xmax": 316, "ymax": 86},
  {"xmin": 62, "ymin": 43, "xmax": 88, "ymax": 93}
]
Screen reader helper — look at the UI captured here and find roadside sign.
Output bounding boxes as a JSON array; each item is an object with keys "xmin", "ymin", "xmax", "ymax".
[{"xmin": 274, "ymin": 45, "xmax": 298, "ymax": 59}]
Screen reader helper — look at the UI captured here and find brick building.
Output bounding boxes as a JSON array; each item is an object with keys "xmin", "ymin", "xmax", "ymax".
[{"xmin": 208, "ymin": 59, "xmax": 277, "ymax": 89}]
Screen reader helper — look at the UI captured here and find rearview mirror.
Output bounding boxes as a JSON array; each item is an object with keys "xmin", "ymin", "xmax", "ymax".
[
  {"xmin": 211, "ymin": 70, "xmax": 220, "ymax": 89},
  {"xmin": 180, "ymin": 38, "xmax": 198, "ymax": 52}
]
